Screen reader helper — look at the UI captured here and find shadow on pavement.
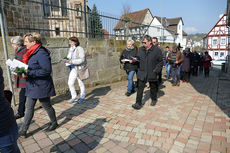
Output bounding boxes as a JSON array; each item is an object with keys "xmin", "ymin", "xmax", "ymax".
[
  {"xmin": 50, "ymin": 118, "xmax": 106, "ymax": 153},
  {"xmin": 27, "ymin": 86, "xmax": 111, "ymax": 137},
  {"xmin": 57, "ymin": 86, "xmax": 111, "ymax": 127},
  {"xmin": 142, "ymin": 83, "xmax": 165, "ymax": 106},
  {"xmin": 189, "ymin": 66, "xmax": 230, "ymax": 117}
]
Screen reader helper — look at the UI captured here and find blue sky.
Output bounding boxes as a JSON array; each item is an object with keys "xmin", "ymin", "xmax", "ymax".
[{"xmin": 88, "ymin": 0, "xmax": 227, "ymax": 34}]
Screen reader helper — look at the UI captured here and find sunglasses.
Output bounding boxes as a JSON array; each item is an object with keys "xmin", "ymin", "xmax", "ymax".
[{"xmin": 142, "ymin": 41, "xmax": 147, "ymax": 44}]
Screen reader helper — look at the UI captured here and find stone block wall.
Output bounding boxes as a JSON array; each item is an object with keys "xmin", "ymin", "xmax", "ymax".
[{"xmin": 0, "ymin": 37, "xmax": 127, "ymax": 104}]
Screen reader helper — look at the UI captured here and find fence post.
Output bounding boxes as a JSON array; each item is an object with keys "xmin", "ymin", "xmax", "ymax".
[
  {"xmin": 84, "ymin": 0, "xmax": 88, "ymax": 38},
  {"xmin": 0, "ymin": 5, "xmax": 16, "ymax": 108},
  {"xmin": 1, "ymin": 0, "xmax": 8, "ymax": 36}
]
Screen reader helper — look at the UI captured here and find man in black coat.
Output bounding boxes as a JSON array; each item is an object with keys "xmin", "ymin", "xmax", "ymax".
[{"xmin": 132, "ymin": 35, "xmax": 163, "ymax": 110}]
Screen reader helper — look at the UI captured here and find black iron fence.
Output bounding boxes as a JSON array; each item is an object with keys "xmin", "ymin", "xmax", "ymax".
[
  {"xmin": 1, "ymin": 0, "xmax": 152, "ymax": 40},
  {"xmin": 1, "ymin": 0, "xmax": 178, "ymax": 42}
]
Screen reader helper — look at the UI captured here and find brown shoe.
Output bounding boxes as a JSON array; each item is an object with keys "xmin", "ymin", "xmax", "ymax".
[
  {"xmin": 172, "ymin": 84, "xmax": 176, "ymax": 86},
  {"xmin": 177, "ymin": 82, "xmax": 180, "ymax": 86}
]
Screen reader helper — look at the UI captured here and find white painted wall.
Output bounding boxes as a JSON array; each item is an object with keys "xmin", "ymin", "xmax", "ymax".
[{"xmin": 148, "ymin": 17, "xmax": 175, "ymax": 43}]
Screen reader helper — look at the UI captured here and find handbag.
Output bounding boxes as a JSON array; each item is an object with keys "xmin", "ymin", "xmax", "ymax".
[{"xmin": 77, "ymin": 66, "xmax": 90, "ymax": 80}]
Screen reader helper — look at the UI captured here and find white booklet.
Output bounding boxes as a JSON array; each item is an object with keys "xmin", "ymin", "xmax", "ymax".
[{"xmin": 6, "ymin": 59, "xmax": 28, "ymax": 70}]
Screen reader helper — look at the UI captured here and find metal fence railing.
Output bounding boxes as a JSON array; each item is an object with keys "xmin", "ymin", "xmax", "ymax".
[
  {"xmin": 1, "ymin": 0, "xmax": 177, "ymax": 41},
  {"xmin": 1, "ymin": 0, "xmax": 148, "ymax": 39}
]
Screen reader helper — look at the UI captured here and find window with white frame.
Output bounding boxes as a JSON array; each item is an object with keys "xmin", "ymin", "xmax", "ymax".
[
  {"xmin": 220, "ymin": 52, "xmax": 225, "ymax": 57},
  {"xmin": 214, "ymin": 52, "xmax": 218, "ymax": 56},
  {"xmin": 213, "ymin": 38, "xmax": 218, "ymax": 46},
  {"xmin": 221, "ymin": 37, "xmax": 226, "ymax": 45}
]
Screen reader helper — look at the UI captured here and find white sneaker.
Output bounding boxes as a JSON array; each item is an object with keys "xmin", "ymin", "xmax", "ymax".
[{"xmin": 68, "ymin": 98, "xmax": 78, "ymax": 103}]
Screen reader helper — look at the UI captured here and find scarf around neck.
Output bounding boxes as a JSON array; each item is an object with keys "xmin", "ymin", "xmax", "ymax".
[
  {"xmin": 23, "ymin": 44, "xmax": 41, "ymax": 64},
  {"xmin": 126, "ymin": 46, "xmax": 134, "ymax": 51}
]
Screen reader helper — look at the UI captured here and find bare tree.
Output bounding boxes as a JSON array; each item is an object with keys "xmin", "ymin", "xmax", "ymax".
[{"xmin": 121, "ymin": 4, "xmax": 131, "ymax": 39}]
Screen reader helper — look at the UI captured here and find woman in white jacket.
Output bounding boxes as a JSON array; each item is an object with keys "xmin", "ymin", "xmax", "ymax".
[{"xmin": 66, "ymin": 37, "xmax": 86, "ymax": 103}]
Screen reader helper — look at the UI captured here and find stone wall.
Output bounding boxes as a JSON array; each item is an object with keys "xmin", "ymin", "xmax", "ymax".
[{"xmin": 0, "ymin": 37, "xmax": 127, "ymax": 104}]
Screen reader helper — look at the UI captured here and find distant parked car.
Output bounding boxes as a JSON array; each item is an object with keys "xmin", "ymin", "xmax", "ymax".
[{"xmin": 211, "ymin": 59, "xmax": 226, "ymax": 66}]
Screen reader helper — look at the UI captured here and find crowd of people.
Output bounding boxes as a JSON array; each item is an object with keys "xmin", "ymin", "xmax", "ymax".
[
  {"xmin": 0, "ymin": 33, "xmax": 213, "ymax": 152},
  {"xmin": 120, "ymin": 35, "xmax": 212, "ymax": 109}
]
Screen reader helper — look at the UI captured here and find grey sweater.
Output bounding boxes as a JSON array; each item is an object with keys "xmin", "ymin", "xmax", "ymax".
[{"xmin": 0, "ymin": 66, "xmax": 16, "ymax": 136}]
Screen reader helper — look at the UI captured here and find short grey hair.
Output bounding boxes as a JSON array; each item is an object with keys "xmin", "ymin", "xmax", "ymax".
[{"xmin": 11, "ymin": 36, "xmax": 24, "ymax": 46}]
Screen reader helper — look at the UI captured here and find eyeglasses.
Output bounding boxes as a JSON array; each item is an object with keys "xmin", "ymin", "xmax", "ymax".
[{"xmin": 142, "ymin": 41, "xmax": 147, "ymax": 44}]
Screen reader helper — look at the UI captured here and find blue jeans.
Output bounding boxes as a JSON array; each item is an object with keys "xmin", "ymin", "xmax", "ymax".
[
  {"xmin": 0, "ymin": 124, "xmax": 20, "ymax": 153},
  {"xmin": 165, "ymin": 63, "xmax": 171, "ymax": 79},
  {"xmin": 126, "ymin": 70, "xmax": 135, "ymax": 93},
  {"xmin": 171, "ymin": 67, "xmax": 180, "ymax": 84}
]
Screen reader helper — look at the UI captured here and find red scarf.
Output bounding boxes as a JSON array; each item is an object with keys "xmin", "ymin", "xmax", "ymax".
[{"xmin": 23, "ymin": 44, "xmax": 41, "ymax": 64}]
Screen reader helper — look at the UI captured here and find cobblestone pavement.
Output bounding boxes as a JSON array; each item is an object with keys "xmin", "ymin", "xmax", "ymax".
[{"xmin": 17, "ymin": 68, "xmax": 230, "ymax": 153}]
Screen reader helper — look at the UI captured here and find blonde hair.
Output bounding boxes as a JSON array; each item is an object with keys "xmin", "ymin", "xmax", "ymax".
[
  {"xmin": 126, "ymin": 39, "xmax": 134, "ymax": 45},
  {"xmin": 24, "ymin": 32, "xmax": 41, "ymax": 44}
]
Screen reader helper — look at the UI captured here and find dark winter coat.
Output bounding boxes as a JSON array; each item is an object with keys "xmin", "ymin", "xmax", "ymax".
[
  {"xmin": 120, "ymin": 48, "xmax": 138, "ymax": 72},
  {"xmin": 182, "ymin": 52, "xmax": 192, "ymax": 72},
  {"xmin": 14, "ymin": 45, "xmax": 27, "ymax": 88},
  {"xmin": 26, "ymin": 46, "xmax": 56, "ymax": 99},
  {"xmin": 191, "ymin": 52, "xmax": 200, "ymax": 67},
  {"xmin": 0, "ymin": 66, "xmax": 17, "ymax": 137},
  {"xmin": 136, "ymin": 45, "xmax": 163, "ymax": 81}
]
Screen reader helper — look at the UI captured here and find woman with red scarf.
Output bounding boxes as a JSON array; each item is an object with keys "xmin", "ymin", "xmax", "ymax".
[{"xmin": 19, "ymin": 32, "xmax": 58, "ymax": 137}]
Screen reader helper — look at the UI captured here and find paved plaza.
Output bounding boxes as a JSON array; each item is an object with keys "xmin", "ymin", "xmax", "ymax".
[{"xmin": 17, "ymin": 68, "xmax": 230, "ymax": 153}]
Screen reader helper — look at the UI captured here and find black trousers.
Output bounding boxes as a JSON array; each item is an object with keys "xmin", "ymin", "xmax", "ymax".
[
  {"xmin": 192, "ymin": 66, "xmax": 198, "ymax": 76},
  {"xmin": 136, "ymin": 79, "xmax": 158, "ymax": 106},
  {"xmin": 204, "ymin": 67, "xmax": 210, "ymax": 77},
  {"xmin": 17, "ymin": 88, "xmax": 26, "ymax": 116},
  {"xmin": 158, "ymin": 69, "xmax": 162, "ymax": 84},
  {"xmin": 182, "ymin": 71, "xmax": 190, "ymax": 81}
]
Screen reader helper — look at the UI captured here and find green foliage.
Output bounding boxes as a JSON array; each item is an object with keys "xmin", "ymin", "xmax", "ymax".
[
  {"xmin": 63, "ymin": 56, "xmax": 69, "ymax": 60},
  {"xmin": 90, "ymin": 4, "xmax": 104, "ymax": 38},
  {"xmin": 193, "ymin": 46, "xmax": 203, "ymax": 51},
  {"xmin": 187, "ymin": 33, "xmax": 206, "ymax": 41},
  {"xmin": 14, "ymin": 67, "xmax": 27, "ymax": 77}
]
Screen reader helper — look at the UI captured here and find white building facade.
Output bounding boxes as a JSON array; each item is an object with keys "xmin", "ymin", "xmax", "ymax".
[{"xmin": 206, "ymin": 14, "xmax": 229, "ymax": 60}]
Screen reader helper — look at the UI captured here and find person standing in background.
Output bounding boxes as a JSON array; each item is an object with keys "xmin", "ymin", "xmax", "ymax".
[
  {"xmin": 10, "ymin": 36, "xmax": 28, "ymax": 119},
  {"xmin": 66, "ymin": 37, "xmax": 87, "ymax": 103},
  {"xmin": 167, "ymin": 44, "xmax": 184, "ymax": 86},
  {"xmin": 120, "ymin": 40, "xmax": 138, "ymax": 96},
  {"xmin": 152, "ymin": 37, "xmax": 164, "ymax": 84},
  {"xmin": 202, "ymin": 51, "xmax": 212, "ymax": 77},
  {"xmin": 182, "ymin": 48, "xmax": 192, "ymax": 83},
  {"xmin": 164, "ymin": 46, "xmax": 171, "ymax": 80}
]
